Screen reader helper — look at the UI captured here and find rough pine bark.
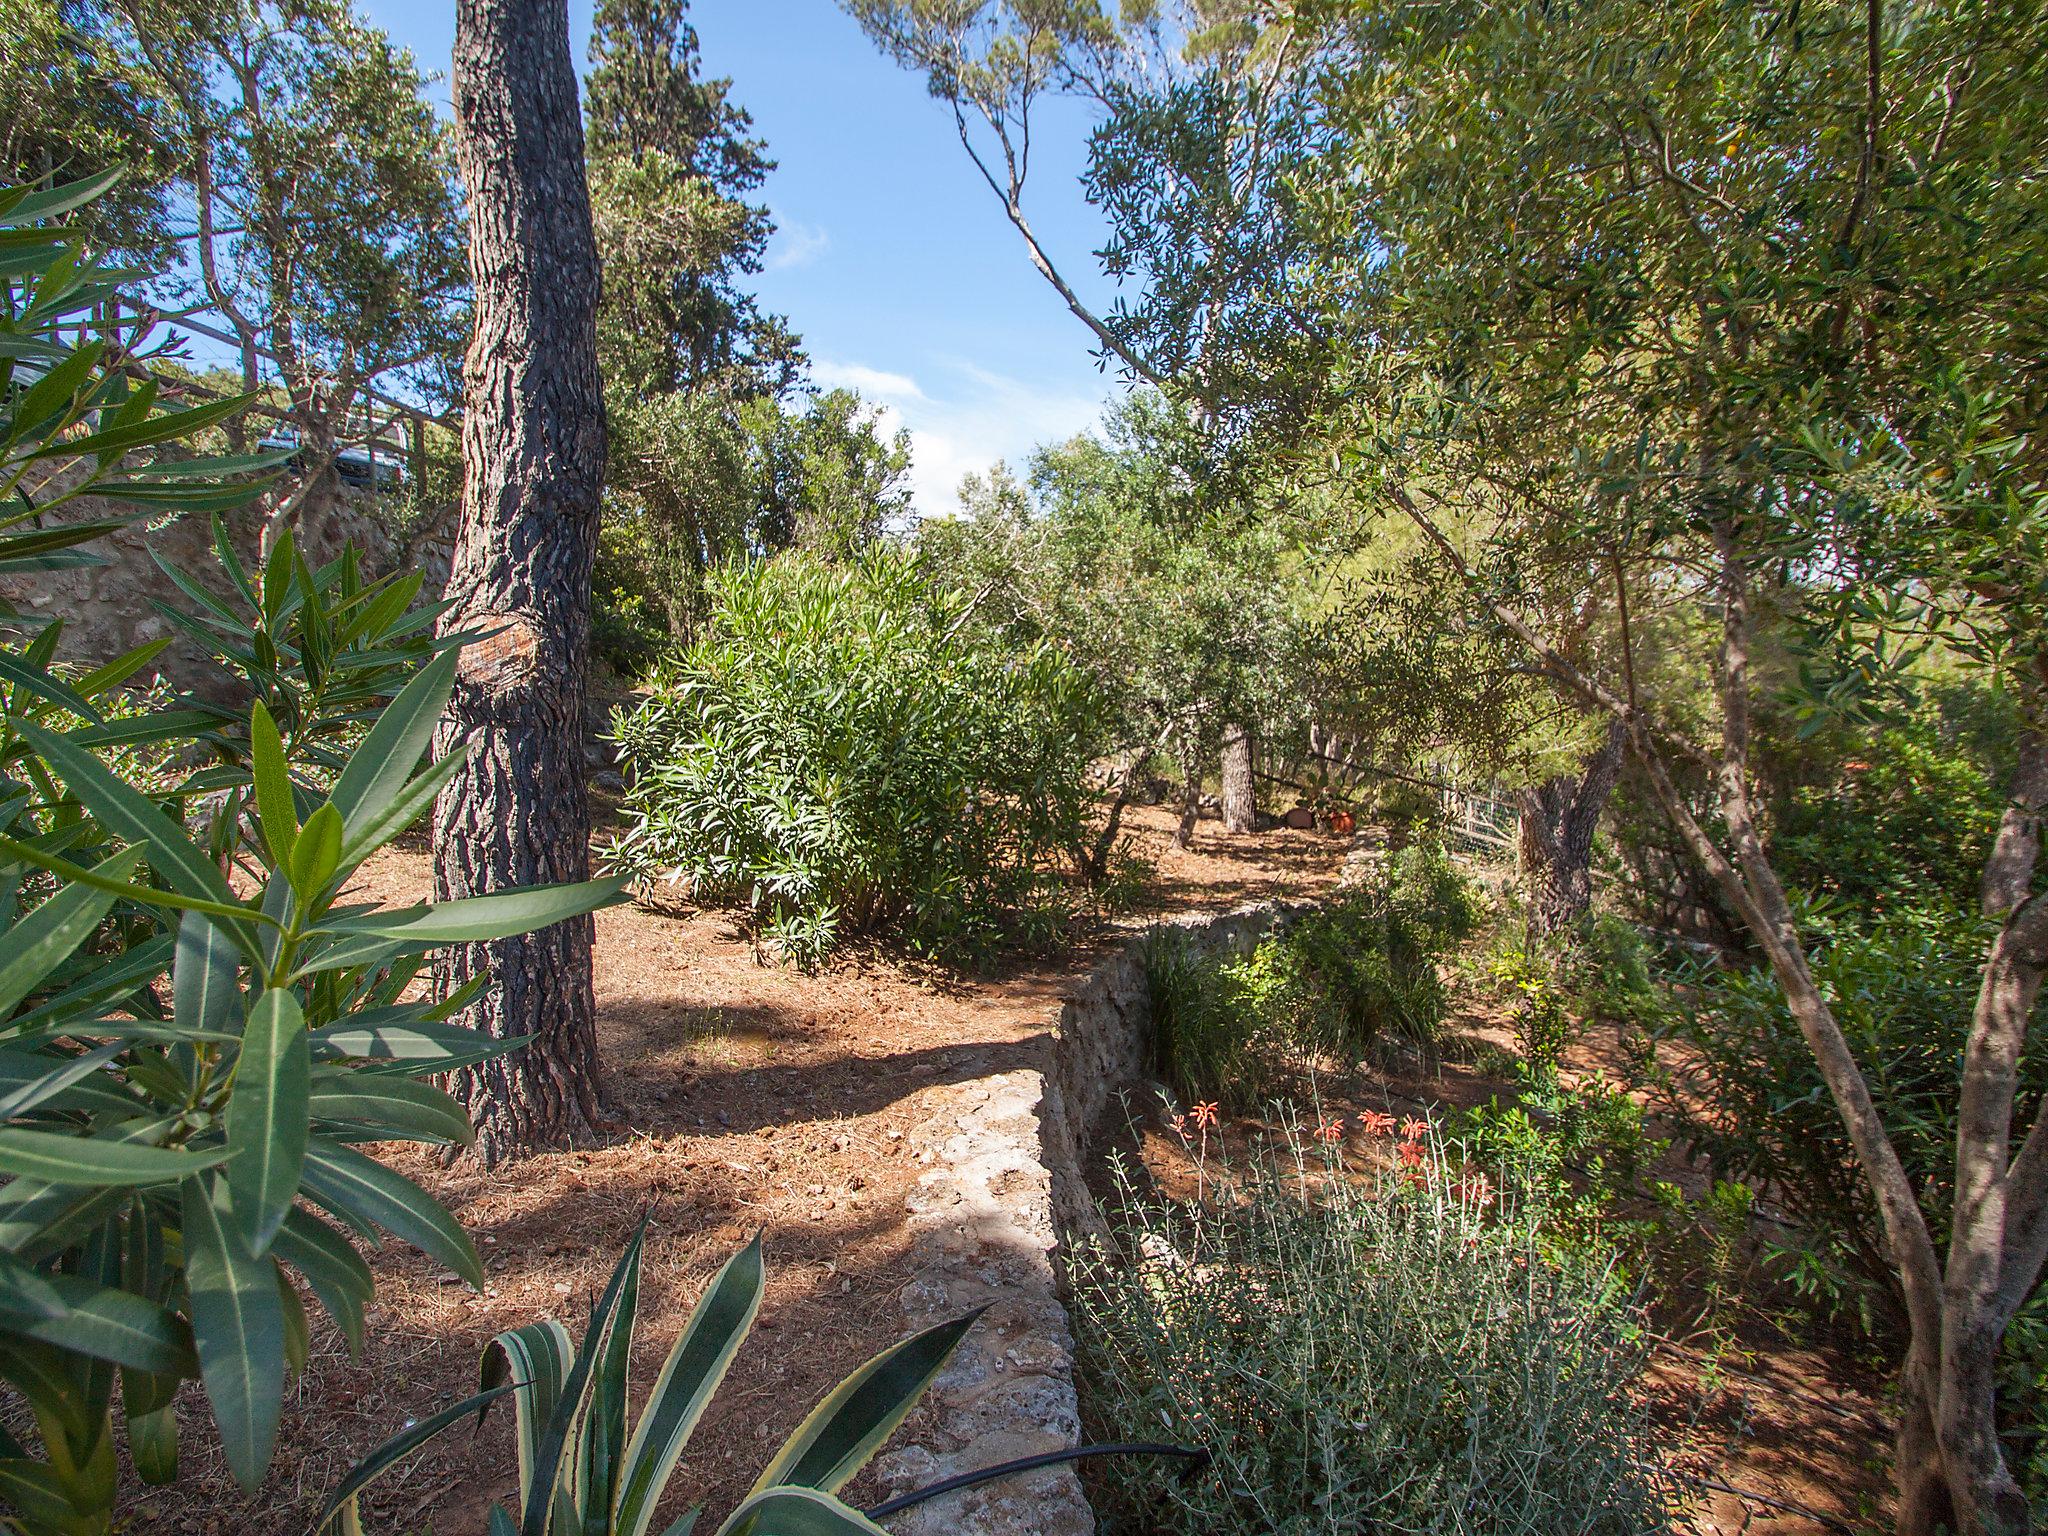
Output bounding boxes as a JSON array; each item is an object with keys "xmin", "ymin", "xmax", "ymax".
[
  {"xmin": 1220, "ymin": 723, "xmax": 1258, "ymax": 834},
  {"xmin": 432, "ymin": 0, "xmax": 607, "ymax": 1166},
  {"xmin": 1516, "ymin": 720, "xmax": 1625, "ymax": 936}
]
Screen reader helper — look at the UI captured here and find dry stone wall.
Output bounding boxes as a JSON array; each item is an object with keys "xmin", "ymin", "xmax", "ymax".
[{"xmin": 874, "ymin": 902, "xmax": 1304, "ymax": 1534}]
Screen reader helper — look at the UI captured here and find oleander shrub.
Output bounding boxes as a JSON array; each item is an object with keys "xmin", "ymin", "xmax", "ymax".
[
  {"xmin": 610, "ymin": 551, "xmax": 1100, "ymax": 967},
  {"xmin": 1070, "ymin": 1127, "xmax": 1672, "ymax": 1534},
  {"xmin": 0, "ymin": 176, "xmax": 623, "ymax": 1533}
]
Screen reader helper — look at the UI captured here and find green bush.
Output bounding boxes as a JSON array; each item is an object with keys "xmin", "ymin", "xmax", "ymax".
[
  {"xmin": 1770, "ymin": 713, "xmax": 2007, "ymax": 914},
  {"xmin": 1070, "ymin": 1128, "xmax": 1671, "ymax": 1534},
  {"xmin": 1142, "ymin": 850, "xmax": 1481, "ymax": 1107},
  {"xmin": 611, "ymin": 551, "xmax": 1100, "ymax": 967}
]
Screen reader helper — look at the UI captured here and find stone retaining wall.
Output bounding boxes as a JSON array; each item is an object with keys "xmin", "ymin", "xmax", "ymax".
[{"xmin": 874, "ymin": 903, "xmax": 1303, "ymax": 1534}]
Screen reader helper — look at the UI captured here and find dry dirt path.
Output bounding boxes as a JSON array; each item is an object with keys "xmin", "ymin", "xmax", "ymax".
[{"xmin": 138, "ymin": 805, "xmax": 1343, "ymax": 1536}]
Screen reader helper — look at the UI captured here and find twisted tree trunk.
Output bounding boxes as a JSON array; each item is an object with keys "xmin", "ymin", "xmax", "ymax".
[
  {"xmin": 1220, "ymin": 723, "xmax": 1257, "ymax": 834},
  {"xmin": 432, "ymin": 0, "xmax": 607, "ymax": 1167},
  {"xmin": 1174, "ymin": 726, "xmax": 1204, "ymax": 851},
  {"xmin": 1516, "ymin": 720, "xmax": 1625, "ymax": 936}
]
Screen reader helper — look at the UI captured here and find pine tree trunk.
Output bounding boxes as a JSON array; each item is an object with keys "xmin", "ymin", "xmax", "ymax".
[
  {"xmin": 1220, "ymin": 723, "xmax": 1257, "ymax": 834},
  {"xmin": 1517, "ymin": 721, "xmax": 1625, "ymax": 936},
  {"xmin": 432, "ymin": 0, "xmax": 607, "ymax": 1167}
]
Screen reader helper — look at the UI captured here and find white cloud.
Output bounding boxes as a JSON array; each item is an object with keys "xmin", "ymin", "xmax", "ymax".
[
  {"xmin": 765, "ymin": 218, "xmax": 830, "ymax": 272},
  {"xmin": 812, "ymin": 358, "xmax": 927, "ymax": 401},
  {"xmin": 867, "ymin": 357, "xmax": 1110, "ymax": 520}
]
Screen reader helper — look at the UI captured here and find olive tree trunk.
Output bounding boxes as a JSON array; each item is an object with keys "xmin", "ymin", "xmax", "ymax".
[
  {"xmin": 1173, "ymin": 724, "xmax": 1204, "ymax": 851},
  {"xmin": 1220, "ymin": 723, "xmax": 1258, "ymax": 834},
  {"xmin": 432, "ymin": 0, "xmax": 608, "ymax": 1167},
  {"xmin": 1516, "ymin": 720, "xmax": 1625, "ymax": 936}
]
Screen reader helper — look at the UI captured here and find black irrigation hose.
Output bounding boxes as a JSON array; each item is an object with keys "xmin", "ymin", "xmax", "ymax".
[{"xmin": 862, "ymin": 1442, "xmax": 1211, "ymax": 1521}]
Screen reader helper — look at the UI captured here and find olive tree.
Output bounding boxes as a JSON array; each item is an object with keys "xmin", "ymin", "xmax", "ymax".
[{"xmin": 1298, "ymin": 0, "xmax": 2048, "ymax": 1523}]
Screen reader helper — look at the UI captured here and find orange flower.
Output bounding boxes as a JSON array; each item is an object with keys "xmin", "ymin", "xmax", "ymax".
[
  {"xmin": 1357, "ymin": 1110, "xmax": 1395, "ymax": 1138},
  {"xmin": 1399, "ymin": 1117, "xmax": 1429, "ymax": 1144},
  {"xmin": 1314, "ymin": 1118, "xmax": 1345, "ymax": 1144},
  {"xmin": 1170, "ymin": 1114, "xmax": 1187, "ymax": 1137},
  {"xmin": 1191, "ymin": 1101, "xmax": 1221, "ymax": 1129},
  {"xmin": 1396, "ymin": 1140, "xmax": 1425, "ymax": 1169}
]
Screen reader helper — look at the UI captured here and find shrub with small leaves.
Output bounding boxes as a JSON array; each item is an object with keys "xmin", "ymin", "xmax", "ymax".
[{"xmin": 1070, "ymin": 1124, "xmax": 1672, "ymax": 1534}]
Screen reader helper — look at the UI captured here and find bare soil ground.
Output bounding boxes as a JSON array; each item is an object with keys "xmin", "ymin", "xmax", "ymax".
[{"xmin": 136, "ymin": 803, "xmax": 1345, "ymax": 1535}]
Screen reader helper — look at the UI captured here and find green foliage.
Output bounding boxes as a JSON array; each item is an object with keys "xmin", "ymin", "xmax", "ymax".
[
  {"xmin": 611, "ymin": 551, "xmax": 1099, "ymax": 967},
  {"xmin": 1771, "ymin": 715, "xmax": 2008, "ymax": 915},
  {"xmin": 107, "ymin": 0, "xmax": 471, "ymax": 412},
  {"xmin": 1666, "ymin": 901, "xmax": 2030, "ymax": 1335},
  {"xmin": 0, "ymin": 186, "xmax": 623, "ymax": 1532},
  {"xmin": 597, "ymin": 389, "xmax": 913, "ymax": 670},
  {"xmin": 1070, "ymin": 1126, "xmax": 1670, "ymax": 1534},
  {"xmin": 321, "ymin": 1226, "xmax": 976, "ymax": 1535},
  {"xmin": 1143, "ymin": 850, "xmax": 1479, "ymax": 1107},
  {"xmin": 922, "ymin": 392, "xmax": 1313, "ymax": 787}
]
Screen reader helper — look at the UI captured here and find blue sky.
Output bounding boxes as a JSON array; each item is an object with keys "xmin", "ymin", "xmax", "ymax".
[{"xmin": 353, "ymin": 0, "xmax": 1133, "ymax": 515}]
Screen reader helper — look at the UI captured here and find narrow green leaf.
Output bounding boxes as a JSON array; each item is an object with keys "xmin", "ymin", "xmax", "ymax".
[
  {"xmin": 319, "ymin": 877, "xmax": 630, "ymax": 946},
  {"xmin": 128, "ymin": 1401, "xmax": 179, "ymax": 1485},
  {"xmin": 181, "ymin": 1173, "xmax": 286, "ymax": 1493},
  {"xmin": 228, "ymin": 990, "xmax": 308, "ymax": 1253},
  {"xmin": 299, "ymin": 1139, "xmax": 481, "ymax": 1286},
  {"xmin": 0, "ymin": 1042, "xmax": 125, "ymax": 1121},
  {"xmin": 12, "ymin": 721, "xmax": 235, "ymax": 910},
  {"xmin": 174, "ymin": 912, "xmax": 242, "ymax": 1039},
  {"xmin": 0, "ymin": 649, "xmax": 104, "ymax": 725},
  {"xmin": 249, "ymin": 701, "xmax": 298, "ymax": 869},
  {"xmin": 0, "ymin": 829, "xmax": 265, "ymax": 938},
  {"xmin": 272, "ymin": 1209, "xmax": 372, "ymax": 1357},
  {"xmin": 0, "ymin": 1128, "xmax": 230, "ymax": 1186},
  {"xmin": 307, "ymin": 1076, "xmax": 472, "ymax": 1145},
  {"xmin": 337, "ymin": 746, "xmax": 467, "ymax": 866},
  {"xmin": 309, "ymin": 1018, "xmax": 523, "ymax": 1066},
  {"xmin": 14, "ymin": 1271, "xmax": 195, "ymax": 1375},
  {"xmin": 615, "ymin": 1235, "xmax": 766, "ymax": 1536},
  {"xmin": 329, "ymin": 647, "xmax": 457, "ymax": 841},
  {"xmin": 0, "ymin": 846, "xmax": 143, "ymax": 1018},
  {"xmin": 289, "ymin": 803, "xmax": 343, "ymax": 904}
]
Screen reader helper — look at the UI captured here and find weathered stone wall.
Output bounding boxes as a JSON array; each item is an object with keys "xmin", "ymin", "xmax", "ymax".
[{"xmin": 874, "ymin": 903, "xmax": 1302, "ymax": 1534}]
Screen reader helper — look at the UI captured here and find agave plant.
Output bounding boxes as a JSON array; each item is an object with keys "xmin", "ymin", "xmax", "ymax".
[{"xmin": 317, "ymin": 1225, "xmax": 979, "ymax": 1536}]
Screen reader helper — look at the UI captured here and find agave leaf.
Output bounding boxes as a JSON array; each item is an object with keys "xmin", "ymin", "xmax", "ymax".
[
  {"xmin": 482, "ymin": 1319, "xmax": 575, "ymax": 1507},
  {"xmin": 613, "ymin": 1235, "xmax": 765, "ymax": 1536},
  {"xmin": 521, "ymin": 1223, "xmax": 646, "ymax": 1536},
  {"xmin": 749, "ymin": 1308, "xmax": 983, "ymax": 1497},
  {"xmin": 713, "ymin": 1486, "xmax": 893, "ymax": 1536}
]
